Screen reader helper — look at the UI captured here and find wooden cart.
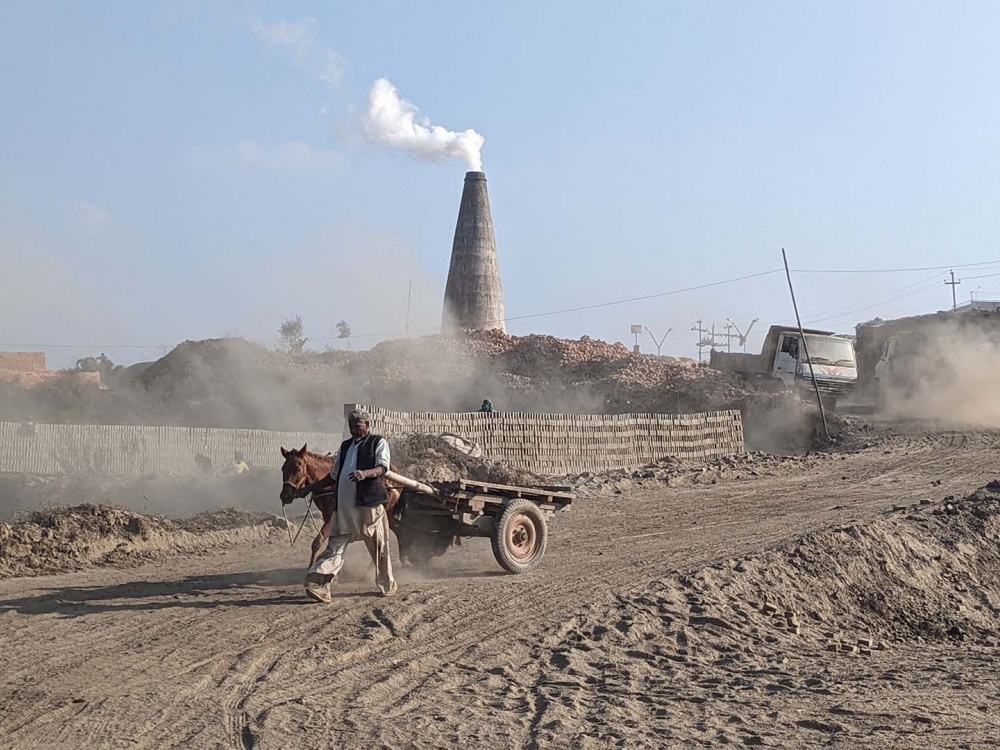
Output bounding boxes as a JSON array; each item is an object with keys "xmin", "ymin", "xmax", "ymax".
[{"xmin": 385, "ymin": 472, "xmax": 574, "ymax": 574}]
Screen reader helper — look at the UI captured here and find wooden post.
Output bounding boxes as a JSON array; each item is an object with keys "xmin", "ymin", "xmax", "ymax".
[{"xmin": 782, "ymin": 248, "xmax": 830, "ymax": 441}]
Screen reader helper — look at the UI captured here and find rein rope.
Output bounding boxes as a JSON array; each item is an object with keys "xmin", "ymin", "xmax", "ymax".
[{"xmin": 283, "ymin": 463, "xmax": 329, "ymax": 547}]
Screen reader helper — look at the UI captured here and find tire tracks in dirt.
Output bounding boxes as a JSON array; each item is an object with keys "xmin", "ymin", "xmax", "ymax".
[{"xmin": 1, "ymin": 429, "xmax": 998, "ymax": 748}]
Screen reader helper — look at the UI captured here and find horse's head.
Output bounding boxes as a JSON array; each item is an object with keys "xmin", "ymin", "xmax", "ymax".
[{"xmin": 279, "ymin": 443, "xmax": 310, "ymax": 505}]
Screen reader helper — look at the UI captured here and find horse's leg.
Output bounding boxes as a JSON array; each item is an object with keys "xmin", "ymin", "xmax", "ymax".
[
  {"xmin": 309, "ymin": 496, "xmax": 334, "ymax": 569},
  {"xmin": 309, "ymin": 517, "xmax": 331, "ymax": 568}
]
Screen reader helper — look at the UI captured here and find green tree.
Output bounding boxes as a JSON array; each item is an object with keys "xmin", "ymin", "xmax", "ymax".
[{"xmin": 279, "ymin": 316, "xmax": 307, "ymax": 355}]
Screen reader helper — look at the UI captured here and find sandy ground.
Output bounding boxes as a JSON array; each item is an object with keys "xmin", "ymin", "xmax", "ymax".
[{"xmin": 2, "ymin": 425, "xmax": 999, "ymax": 749}]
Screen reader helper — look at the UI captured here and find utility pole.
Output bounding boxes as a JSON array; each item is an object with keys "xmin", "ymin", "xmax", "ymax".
[
  {"xmin": 945, "ymin": 270, "xmax": 961, "ymax": 311},
  {"xmin": 691, "ymin": 320, "xmax": 710, "ymax": 363},
  {"xmin": 708, "ymin": 324, "xmax": 729, "ymax": 352},
  {"xmin": 644, "ymin": 327, "xmax": 672, "ymax": 356},
  {"xmin": 782, "ymin": 248, "xmax": 829, "ymax": 441},
  {"xmin": 721, "ymin": 321, "xmax": 740, "ymax": 353}
]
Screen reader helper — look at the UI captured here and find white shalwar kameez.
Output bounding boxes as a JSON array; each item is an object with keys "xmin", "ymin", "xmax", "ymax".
[{"xmin": 308, "ymin": 437, "xmax": 396, "ymax": 595}]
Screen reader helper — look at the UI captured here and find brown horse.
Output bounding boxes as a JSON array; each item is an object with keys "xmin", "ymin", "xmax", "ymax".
[{"xmin": 279, "ymin": 444, "xmax": 401, "ymax": 567}]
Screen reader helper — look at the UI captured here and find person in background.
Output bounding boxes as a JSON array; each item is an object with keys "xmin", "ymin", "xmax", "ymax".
[
  {"xmin": 230, "ymin": 451, "xmax": 249, "ymax": 474},
  {"xmin": 298, "ymin": 409, "xmax": 396, "ymax": 602},
  {"xmin": 479, "ymin": 398, "xmax": 494, "ymax": 413}
]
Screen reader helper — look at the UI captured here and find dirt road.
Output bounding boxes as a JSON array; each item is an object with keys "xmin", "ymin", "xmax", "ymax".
[{"xmin": 2, "ymin": 427, "xmax": 998, "ymax": 748}]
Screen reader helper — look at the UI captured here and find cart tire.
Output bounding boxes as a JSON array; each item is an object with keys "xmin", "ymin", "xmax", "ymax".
[{"xmin": 491, "ymin": 499, "xmax": 548, "ymax": 574}]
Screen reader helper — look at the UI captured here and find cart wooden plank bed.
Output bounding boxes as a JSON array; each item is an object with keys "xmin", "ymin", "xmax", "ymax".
[{"xmin": 385, "ymin": 471, "xmax": 574, "ymax": 574}]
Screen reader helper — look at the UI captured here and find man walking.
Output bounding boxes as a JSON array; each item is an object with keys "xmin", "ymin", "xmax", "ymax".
[{"xmin": 300, "ymin": 409, "xmax": 397, "ymax": 602}]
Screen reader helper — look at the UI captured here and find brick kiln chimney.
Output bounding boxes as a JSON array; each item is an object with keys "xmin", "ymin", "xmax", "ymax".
[{"xmin": 441, "ymin": 171, "xmax": 506, "ymax": 333}]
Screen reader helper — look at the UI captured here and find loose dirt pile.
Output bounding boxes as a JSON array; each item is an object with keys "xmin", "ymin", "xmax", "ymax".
[
  {"xmin": 0, "ymin": 504, "xmax": 284, "ymax": 578},
  {"xmin": 2, "ymin": 332, "xmax": 750, "ymax": 430},
  {"xmin": 561, "ymin": 449, "xmax": 831, "ymax": 497},
  {"xmin": 457, "ymin": 481, "xmax": 1000, "ymax": 747},
  {"xmin": 0, "ymin": 468, "xmax": 286, "ymax": 523},
  {"xmin": 391, "ymin": 434, "xmax": 543, "ymax": 486},
  {"xmin": 173, "ymin": 507, "xmax": 279, "ymax": 533},
  {"xmin": 462, "ymin": 329, "xmax": 746, "ymax": 413},
  {"xmin": 312, "ymin": 331, "xmax": 748, "ymax": 415}
]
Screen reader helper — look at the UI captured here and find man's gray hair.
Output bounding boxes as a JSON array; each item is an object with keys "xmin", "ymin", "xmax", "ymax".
[{"xmin": 348, "ymin": 408, "xmax": 371, "ymax": 424}]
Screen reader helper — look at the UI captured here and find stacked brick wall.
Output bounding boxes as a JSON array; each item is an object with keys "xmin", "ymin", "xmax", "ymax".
[
  {"xmin": 0, "ymin": 406, "xmax": 743, "ymax": 478},
  {"xmin": 0, "ymin": 422, "xmax": 339, "ymax": 476},
  {"xmin": 346, "ymin": 404, "xmax": 744, "ymax": 475}
]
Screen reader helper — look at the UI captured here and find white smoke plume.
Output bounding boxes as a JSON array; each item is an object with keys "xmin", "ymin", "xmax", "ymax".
[
  {"xmin": 251, "ymin": 18, "xmax": 345, "ymax": 87},
  {"xmin": 362, "ymin": 78, "xmax": 484, "ymax": 171}
]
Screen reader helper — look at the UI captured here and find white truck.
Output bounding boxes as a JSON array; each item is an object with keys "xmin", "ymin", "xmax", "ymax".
[{"xmin": 710, "ymin": 325, "xmax": 857, "ymax": 408}]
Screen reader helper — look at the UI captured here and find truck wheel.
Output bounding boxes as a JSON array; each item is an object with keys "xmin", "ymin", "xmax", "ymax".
[{"xmin": 491, "ymin": 499, "xmax": 548, "ymax": 574}]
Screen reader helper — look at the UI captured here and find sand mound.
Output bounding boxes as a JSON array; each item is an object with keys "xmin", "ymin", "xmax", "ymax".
[
  {"xmin": 0, "ymin": 504, "xmax": 284, "ymax": 578},
  {"xmin": 501, "ymin": 482, "xmax": 1000, "ymax": 746},
  {"xmin": 173, "ymin": 507, "xmax": 279, "ymax": 533}
]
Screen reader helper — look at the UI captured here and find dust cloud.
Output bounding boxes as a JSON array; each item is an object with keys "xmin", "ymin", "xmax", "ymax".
[
  {"xmin": 876, "ymin": 322, "xmax": 1000, "ymax": 427},
  {"xmin": 0, "ymin": 333, "xmax": 617, "ymax": 519},
  {"xmin": 0, "ymin": 324, "xmax": 758, "ymax": 519}
]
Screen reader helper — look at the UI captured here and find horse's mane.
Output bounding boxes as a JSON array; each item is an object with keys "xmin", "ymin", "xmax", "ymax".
[{"xmin": 302, "ymin": 449, "xmax": 336, "ymax": 466}]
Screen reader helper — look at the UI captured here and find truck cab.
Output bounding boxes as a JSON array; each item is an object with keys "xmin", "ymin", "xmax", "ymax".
[
  {"xmin": 774, "ymin": 329, "xmax": 857, "ymax": 404},
  {"xmin": 710, "ymin": 325, "xmax": 857, "ymax": 407}
]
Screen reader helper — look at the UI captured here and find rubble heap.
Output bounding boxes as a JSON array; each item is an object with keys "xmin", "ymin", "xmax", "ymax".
[
  {"xmin": 392, "ymin": 434, "xmax": 542, "ymax": 487},
  {"xmin": 6, "ymin": 331, "xmax": 750, "ymax": 430},
  {"xmin": 0, "ymin": 504, "xmax": 283, "ymax": 578}
]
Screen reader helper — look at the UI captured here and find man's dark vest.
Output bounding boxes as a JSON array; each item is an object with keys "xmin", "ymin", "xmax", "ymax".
[{"xmin": 335, "ymin": 434, "xmax": 389, "ymax": 508}]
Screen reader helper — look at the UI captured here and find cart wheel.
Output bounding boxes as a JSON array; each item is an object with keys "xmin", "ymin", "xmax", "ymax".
[{"xmin": 491, "ymin": 499, "xmax": 548, "ymax": 574}]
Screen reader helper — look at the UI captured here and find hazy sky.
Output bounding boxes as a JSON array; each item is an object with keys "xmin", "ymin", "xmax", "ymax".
[{"xmin": 2, "ymin": 1, "xmax": 999, "ymax": 367}]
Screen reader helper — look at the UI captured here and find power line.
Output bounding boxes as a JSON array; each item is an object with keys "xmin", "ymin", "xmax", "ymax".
[
  {"xmin": 776, "ymin": 264, "xmax": 1000, "ymax": 327},
  {"xmin": 803, "ymin": 280, "xmax": 943, "ymax": 325},
  {"xmin": 310, "ymin": 268, "xmax": 786, "ymax": 342},
  {"xmin": 791, "ymin": 259, "xmax": 1000, "ymax": 274},
  {"xmin": 0, "ymin": 269, "xmax": 784, "ymax": 351},
  {"xmin": 794, "ymin": 271, "xmax": 943, "ymax": 323},
  {"xmin": 960, "ymin": 270, "xmax": 1000, "ymax": 281},
  {"xmin": 7, "ymin": 258, "xmax": 1000, "ymax": 352},
  {"xmin": 315, "ymin": 260, "xmax": 1000, "ymax": 341}
]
